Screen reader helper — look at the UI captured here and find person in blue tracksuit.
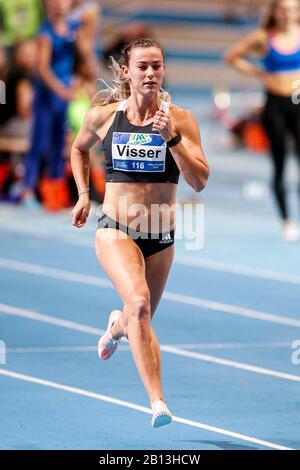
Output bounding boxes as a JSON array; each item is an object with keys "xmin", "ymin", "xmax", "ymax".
[{"xmin": 23, "ymin": 0, "xmax": 81, "ymax": 207}]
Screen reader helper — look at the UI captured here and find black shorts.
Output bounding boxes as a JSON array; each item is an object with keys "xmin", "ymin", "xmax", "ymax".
[{"xmin": 97, "ymin": 213, "xmax": 175, "ymax": 259}]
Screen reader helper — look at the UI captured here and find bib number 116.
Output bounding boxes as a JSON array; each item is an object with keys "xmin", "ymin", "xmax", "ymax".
[{"xmin": 132, "ymin": 162, "xmax": 145, "ymax": 170}]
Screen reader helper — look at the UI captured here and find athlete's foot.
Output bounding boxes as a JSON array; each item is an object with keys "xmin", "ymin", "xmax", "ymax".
[
  {"xmin": 151, "ymin": 400, "xmax": 173, "ymax": 428},
  {"xmin": 110, "ymin": 310, "xmax": 125, "ymax": 339},
  {"xmin": 98, "ymin": 310, "xmax": 122, "ymax": 360},
  {"xmin": 282, "ymin": 220, "xmax": 299, "ymax": 242}
]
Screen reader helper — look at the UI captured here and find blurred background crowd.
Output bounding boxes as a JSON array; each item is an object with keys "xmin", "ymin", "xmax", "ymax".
[{"xmin": 0, "ymin": 0, "xmax": 280, "ymax": 212}]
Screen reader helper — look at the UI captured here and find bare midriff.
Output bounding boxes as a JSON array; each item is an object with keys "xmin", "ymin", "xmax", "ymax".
[{"xmin": 102, "ymin": 182, "xmax": 178, "ymax": 233}]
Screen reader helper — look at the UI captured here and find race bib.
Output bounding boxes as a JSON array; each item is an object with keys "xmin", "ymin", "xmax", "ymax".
[{"xmin": 112, "ymin": 132, "xmax": 166, "ymax": 172}]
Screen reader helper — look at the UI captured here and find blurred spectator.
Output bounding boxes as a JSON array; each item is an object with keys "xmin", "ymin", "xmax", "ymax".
[
  {"xmin": 69, "ymin": 0, "xmax": 102, "ymax": 57},
  {"xmin": 22, "ymin": 0, "xmax": 83, "ymax": 210},
  {"xmin": 68, "ymin": 51, "xmax": 100, "ymax": 135},
  {"xmin": 103, "ymin": 22, "xmax": 152, "ymax": 65},
  {"xmin": 67, "ymin": 51, "xmax": 105, "ymax": 204},
  {"xmin": 225, "ymin": 0, "xmax": 300, "ymax": 242},
  {"xmin": 0, "ymin": 39, "xmax": 37, "ymax": 138},
  {"xmin": 0, "ymin": 40, "xmax": 37, "ymax": 203},
  {"xmin": 0, "ymin": 0, "xmax": 43, "ymax": 55},
  {"xmin": 0, "ymin": 44, "xmax": 7, "ymax": 82}
]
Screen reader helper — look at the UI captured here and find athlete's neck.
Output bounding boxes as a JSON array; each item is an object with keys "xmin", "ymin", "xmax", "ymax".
[{"xmin": 125, "ymin": 94, "xmax": 161, "ymax": 125}]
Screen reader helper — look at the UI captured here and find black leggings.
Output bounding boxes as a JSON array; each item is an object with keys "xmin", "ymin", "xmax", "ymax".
[{"xmin": 262, "ymin": 92, "xmax": 300, "ymax": 220}]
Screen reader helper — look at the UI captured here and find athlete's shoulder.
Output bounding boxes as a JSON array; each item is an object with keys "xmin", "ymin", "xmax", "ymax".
[
  {"xmin": 84, "ymin": 101, "xmax": 119, "ymax": 133},
  {"xmin": 170, "ymin": 103, "xmax": 198, "ymax": 126}
]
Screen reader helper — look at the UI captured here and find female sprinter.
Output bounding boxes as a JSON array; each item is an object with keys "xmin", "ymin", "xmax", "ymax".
[{"xmin": 71, "ymin": 38, "xmax": 209, "ymax": 427}]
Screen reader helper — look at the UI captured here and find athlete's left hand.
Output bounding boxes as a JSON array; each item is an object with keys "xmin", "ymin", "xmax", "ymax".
[{"xmin": 152, "ymin": 110, "xmax": 177, "ymax": 142}]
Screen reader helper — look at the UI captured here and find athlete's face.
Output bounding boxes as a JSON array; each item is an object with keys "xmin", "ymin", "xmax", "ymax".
[
  {"xmin": 123, "ymin": 47, "xmax": 165, "ymax": 96},
  {"xmin": 274, "ymin": 0, "xmax": 300, "ymax": 27}
]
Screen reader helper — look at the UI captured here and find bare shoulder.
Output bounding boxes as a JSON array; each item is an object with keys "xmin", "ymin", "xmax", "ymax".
[
  {"xmin": 84, "ymin": 101, "xmax": 119, "ymax": 133},
  {"xmin": 169, "ymin": 103, "xmax": 199, "ymax": 129}
]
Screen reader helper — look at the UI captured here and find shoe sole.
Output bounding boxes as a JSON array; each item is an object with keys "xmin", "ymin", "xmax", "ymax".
[
  {"xmin": 98, "ymin": 338, "xmax": 119, "ymax": 360},
  {"xmin": 152, "ymin": 412, "xmax": 172, "ymax": 428}
]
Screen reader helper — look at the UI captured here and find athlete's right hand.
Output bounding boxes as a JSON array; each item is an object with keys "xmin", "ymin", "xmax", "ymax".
[{"xmin": 72, "ymin": 196, "xmax": 91, "ymax": 228}]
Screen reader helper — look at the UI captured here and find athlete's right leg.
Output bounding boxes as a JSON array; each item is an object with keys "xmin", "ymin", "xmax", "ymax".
[{"xmin": 95, "ymin": 228, "xmax": 164, "ymax": 405}]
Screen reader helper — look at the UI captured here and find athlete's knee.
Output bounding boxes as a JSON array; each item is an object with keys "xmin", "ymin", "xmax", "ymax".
[{"xmin": 126, "ymin": 291, "xmax": 151, "ymax": 321}]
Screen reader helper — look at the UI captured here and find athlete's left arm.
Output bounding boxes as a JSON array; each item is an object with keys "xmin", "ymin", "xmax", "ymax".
[
  {"xmin": 154, "ymin": 107, "xmax": 209, "ymax": 192},
  {"xmin": 171, "ymin": 109, "xmax": 209, "ymax": 192}
]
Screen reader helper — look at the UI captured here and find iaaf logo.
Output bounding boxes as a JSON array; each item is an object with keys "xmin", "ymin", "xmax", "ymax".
[{"xmin": 128, "ymin": 133, "xmax": 152, "ymax": 146}]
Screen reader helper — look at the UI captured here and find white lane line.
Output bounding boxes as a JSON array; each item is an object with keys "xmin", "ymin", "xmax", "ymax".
[
  {"xmin": 162, "ymin": 341, "xmax": 292, "ymax": 350},
  {"xmin": 1, "ymin": 257, "xmax": 300, "ymax": 329},
  {"xmin": 162, "ymin": 345, "xmax": 300, "ymax": 383},
  {"xmin": 2, "ymin": 222, "xmax": 300, "ymax": 286},
  {"xmin": 0, "ymin": 368, "xmax": 293, "ymax": 451},
  {"xmin": 162, "ymin": 291, "xmax": 300, "ymax": 328},
  {"xmin": 175, "ymin": 255, "xmax": 300, "ymax": 286},
  {"xmin": 0, "ymin": 257, "xmax": 111, "ymax": 289},
  {"xmin": 1, "ymin": 303, "xmax": 300, "ymax": 383},
  {"xmin": 0, "ymin": 303, "xmax": 103, "ymax": 336},
  {"xmin": 6, "ymin": 341, "xmax": 292, "ymax": 354},
  {"xmin": 0, "ymin": 221, "xmax": 92, "ymax": 247}
]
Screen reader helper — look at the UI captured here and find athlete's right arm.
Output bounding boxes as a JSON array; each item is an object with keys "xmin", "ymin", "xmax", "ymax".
[
  {"xmin": 71, "ymin": 107, "xmax": 103, "ymax": 228},
  {"xmin": 224, "ymin": 29, "xmax": 267, "ymax": 79}
]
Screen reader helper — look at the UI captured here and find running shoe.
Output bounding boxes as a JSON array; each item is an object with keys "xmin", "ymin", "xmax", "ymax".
[
  {"xmin": 151, "ymin": 400, "xmax": 173, "ymax": 428},
  {"xmin": 98, "ymin": 310, "xmax": 122, "ymax": 360}
]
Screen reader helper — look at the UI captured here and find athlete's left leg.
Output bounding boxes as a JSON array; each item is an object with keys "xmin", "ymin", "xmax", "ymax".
[
  {"xmin": 108, "ymin": 243, "xmax": 175, "ymax": 426},
  {"xmin": 144, "ymin": 245, "xmax": 175, "ymax": 425},
  {"xmin": 111, "ymin": 244, "xmax": 174, "ymax": 339},
  {"xmin": 145, "ymin": 245, "xmax": 175, "ymax": 406},
  {"xmin": 110, "ymin": 246, "xmax": 174, "ymax": 385}
]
